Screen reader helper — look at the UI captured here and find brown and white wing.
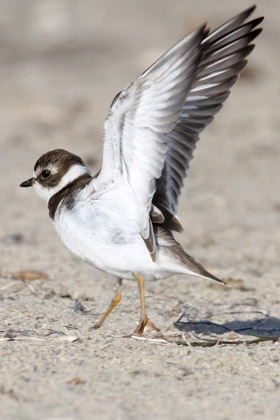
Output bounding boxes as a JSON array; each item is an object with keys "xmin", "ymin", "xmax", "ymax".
[
  {"xmin": 97, "ymin": 25, "xmax": 207, "ymax": 245},
  {"xmin": 153, "ymin": 6, "xmax": 263, "ymax": 231}
]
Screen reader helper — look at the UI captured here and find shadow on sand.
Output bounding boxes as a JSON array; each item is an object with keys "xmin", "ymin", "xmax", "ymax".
[{"xmin": 174, "ymin": 316, "xmax": 280, "ymax": 338}]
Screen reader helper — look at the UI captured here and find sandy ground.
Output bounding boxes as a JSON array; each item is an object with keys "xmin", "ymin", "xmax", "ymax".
[{"xmin": 0, "ymin": 1, "xmax": 280, "ymax": 419}]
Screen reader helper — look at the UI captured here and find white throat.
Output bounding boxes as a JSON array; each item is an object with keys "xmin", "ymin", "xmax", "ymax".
[{"xmin": 33, "ymin": 164, "xmax": 91, "ymax": 203}]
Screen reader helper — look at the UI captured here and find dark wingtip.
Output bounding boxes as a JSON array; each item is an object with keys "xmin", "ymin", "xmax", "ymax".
[
  {"xmin": 253, "ymin": 16, "xmax": 264, "ymax": 26},
  {"xmin": 246, "ymin": 4, "xmax": 256, "ymax": 12},
  {"xmin": 239, "ymin": 5, "xmax": 264, "ymax": 27},
  {"xmin": 241, "ymin": 4, "xmax": 257, "ymax": 18}
]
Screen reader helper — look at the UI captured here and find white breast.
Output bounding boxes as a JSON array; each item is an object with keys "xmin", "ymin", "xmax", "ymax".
[{"xmin": 52, "ymin": 179, "xmax": 156, "ymax": 279}]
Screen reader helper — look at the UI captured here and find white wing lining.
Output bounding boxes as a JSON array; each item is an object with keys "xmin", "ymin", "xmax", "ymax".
[
  {"xmin": 98, "ymin": 26, "xmax": 207, "ymax": 240},
  {"xmin": 92, "ymin": 6, "xmax": 263, "ymax": 258}
]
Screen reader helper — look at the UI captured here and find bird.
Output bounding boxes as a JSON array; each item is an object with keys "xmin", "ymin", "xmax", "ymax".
[{"xmin": 20, "ymin": 6, "xmax": 263, "ymax": 335}]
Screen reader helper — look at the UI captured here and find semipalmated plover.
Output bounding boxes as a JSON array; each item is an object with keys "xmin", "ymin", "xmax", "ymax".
[{"xmin": 20, "ymin": 6, "xmax": 263, "ymax": 334}]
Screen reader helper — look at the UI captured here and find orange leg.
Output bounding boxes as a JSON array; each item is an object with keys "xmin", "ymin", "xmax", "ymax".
[
  {"xmin": 91, "ymin": 277, "xmax": 122, "ymax": 330},
  {"xmin": 133, "ymin": 272, "xmax": 160, "ymax": 335}
]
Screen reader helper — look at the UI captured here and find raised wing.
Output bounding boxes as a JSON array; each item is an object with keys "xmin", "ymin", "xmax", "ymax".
[
  {"xmin": 95, "ymin": 6, "xmax": 262, "ymax": 260},
  {"xmin": 153, "ymin": 6, "xmax": 263, "ymax": 231},
  {"xmin": 99, "ymin": 25, "xmax": 208, "ymax": 242}
]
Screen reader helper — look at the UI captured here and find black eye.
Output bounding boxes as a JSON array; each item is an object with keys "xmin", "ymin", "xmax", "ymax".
[{"xmin": 40, "ymin": 170, "xmax": 52, "ymax": 179}]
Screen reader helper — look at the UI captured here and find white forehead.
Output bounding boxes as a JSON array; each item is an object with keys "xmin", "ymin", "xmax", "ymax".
[{"xmin": 33, "ymin": 163, "xmax": 57, "ymax": 178}]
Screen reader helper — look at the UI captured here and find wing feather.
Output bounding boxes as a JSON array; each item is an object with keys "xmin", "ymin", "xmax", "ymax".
[
  {"xmin": 99, "ymin": 26, "xmax": 207, "ymax": 241},
  {"xmin": 153, "ymin": 9, "xmax": 263, "ymax": 228},
  {"xmin": 94, "ymin": 6, "xmax": 263, "ymax": 260}
]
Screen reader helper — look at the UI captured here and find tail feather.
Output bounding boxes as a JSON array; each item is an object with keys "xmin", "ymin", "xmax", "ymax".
[
  {"xmin": 179, "ymin": 248, "xmax": 225, "ymax": 285},
  {"xmin": 156, "ymin": 226, "xmax": 225, "ymax": 284}
]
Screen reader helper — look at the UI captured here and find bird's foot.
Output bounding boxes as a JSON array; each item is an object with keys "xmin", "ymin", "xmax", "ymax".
[
  {"xmin": 90, "ymin": 321, "xmax": 102, "ymax": 331},
  {"xmin": 133, "ymin": 314, "xmax": 160, "ymax": 335}
]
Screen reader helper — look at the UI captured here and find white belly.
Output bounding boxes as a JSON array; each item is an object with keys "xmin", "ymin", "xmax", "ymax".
[
  {"xmin": 53, "ymin": 197, "xmax": 160, "ymax": 280},
  {"xmin": 52, "ymin": 182, "xmax": 194, "ymax": 281}
]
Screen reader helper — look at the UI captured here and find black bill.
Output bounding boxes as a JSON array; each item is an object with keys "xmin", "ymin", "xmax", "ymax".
[{"xmin": 20, "ymin": 178, "xmax": 34, "ymax": 187}]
